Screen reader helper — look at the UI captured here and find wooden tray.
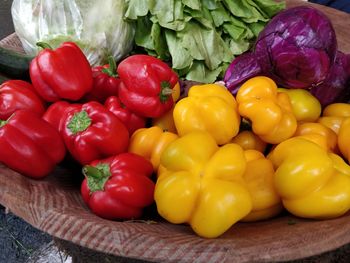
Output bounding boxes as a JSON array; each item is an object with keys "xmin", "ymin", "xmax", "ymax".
[{"xmin": 1, "ymin": 1, "xmax": 350, "ymax": 262}]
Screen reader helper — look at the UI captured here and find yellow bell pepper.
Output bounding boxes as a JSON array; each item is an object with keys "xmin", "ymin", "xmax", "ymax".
[
  {"xmin": 231, "ymin": 130, "xmax": 267, "ymax": 153},
  {"xmin": 293, "ymin": 122, "xmax": 338, "ymax": 152},
  {"xmin": 318, "ymin": 103, "xmax": 350, "ymax": 134},
  {"xmin": 317, "ymin": 116, "xmax": 344, "ymax": 134},
  {"xmin": 323, "ymin": 103, "xmax": 350, "ymax": 117},
  {"xmin": 268, "ymin": 137, "xmax": 350, "ymax": 219},
  {"xmin": 278, "ymin": 88, "xmax": 321, "ymax": 122},
  {"xmin": 172, "ymin": 82, "xmax": 181, "ymax": 102},
  {"xmin": 173, "ymin": 84, "xmax": 240, "ymax": 145},
  {"xmin": 338, "ymin": 117, "xmax": 350, "ymax": 163},
  {"xmin": 236, "ymin": 76, "xmax": 297, "ymax": 144},
  {"xmin": 155, "ymin": 131, "xmax": 252, "ymax": 238},
  {"xmin": 128, "ymin": 126, "xmax": 178, "ymax": 171},
  {"xmin": 152, "ymin": 106, "xmax": 177, "ymax": 133},
  {"xmin": 317, "ymin": 103, "xmax": 350, "ymax": 134},
  {"xmin": 241, "ymin": 150, "xmax": 282, "ymax": 222}
]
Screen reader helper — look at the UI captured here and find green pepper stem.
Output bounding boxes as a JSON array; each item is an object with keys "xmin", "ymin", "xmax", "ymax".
[
  {"xmin": 101, "ymin": 56, "xmax": 118, "ymax": 77},
  {"xmin": 0, "ymin": 120, "xmax": 7, "ymax": 128},
  {"xmin": 83, "ymin": 165, "xmax": 102, "ymax": 179},
  {"xmin": 159, "ymin": 81, "xmax": 173, "ymax": 103},
  {"xmin": 67, "ymin": 110, "xmax": 92, "ymax": 135},
  {"xmin": 162, "ymin": 88, "xmax": 173, "ymax": 96},
  {"xmin": 83, "ymin": 163, "xmax": 111, "ymax": 193},
  {"xmin": 36, "ymin": 42, "xmax": 53, "ymax": 50}
]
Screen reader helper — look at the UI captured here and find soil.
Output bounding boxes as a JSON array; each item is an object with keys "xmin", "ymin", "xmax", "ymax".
[{"xmin": 0, "ymin": 205, "xmax": 52, "ymax": 263}]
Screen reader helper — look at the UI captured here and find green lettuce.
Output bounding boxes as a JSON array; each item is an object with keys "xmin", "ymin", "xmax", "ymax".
[{"xmin": 125, "ymin": 0, "xmax": 285, "ymax": 83}]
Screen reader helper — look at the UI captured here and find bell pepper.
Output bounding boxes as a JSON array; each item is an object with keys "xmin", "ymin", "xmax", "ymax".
[
  {"xmin": 118, "ymin": 55, "xmax": 179, "ymax": 118},
  {"xmin": 81, "ymin": 153, "xmax": 155, "ymax": 220},
  {"xmin": 152, "ymin": 106, "xmax": 177, "ymax": 133},
  {"xmin": 172, "ymin": 81, "xmax": 181, "ymax": 102},
  {"xmin": 128, "ymin": 126, "xmax": 178, "ymax": 171},
  {"xmin": 42, "ymin": 101, "xmax": 81, "ymax": 132},
  {"xmin": 231, "ymin": 130, "xmax": 267, "ymax": 153},
  {"xmin": 241, "ymin": 150, "xmax": 282, "ymax": 222},
  {"xmin": 0, "ymin": 110, "xmax": 66, "ymax": 179},
  {"xmin": 338, "ymin": 117, "xmax": 350, "ymax": 163},
  {"xmin": 104, "ymin": 96, "xmax": 146, "ymax": 135},
  {"xmin": 317, "ymin": 116, "xmax": 344, "ymax": 134},
  {"xmin": 84, "ymin": 57, "xmax": 121, "ymax": 103},
  {"xmin": 236, "ymin": 76, "xmax": 297, "ymax": 144},
  {"xmin": 173, "ymin": 83, "xmax": 241, "ymax": 145},
  {"xmin": 61, "ymin": 101, "xmax": 129, "ymax": 165},
  {"xmin": 268, "ymin": 137, "xmax": 350, "ymax": 219},
  {"xmin": 293, "ymin": 122, "xmax": 338, "ymax": 153},
  {"xmin": 29, "ymin": 42, "xmax": 93, "ymax": 102},
  {"xmin": 155, "ymin": 131, "xmax": 252, "ymax": 238},
  {"xmin": 317, "ymin": 103, "xmax": 350, "ymax": 134},
  {"xmin": 0, "ymin": 80, "xmax": 46, "ymax": 119},
  {"xmin": 278, "ymin": 88, "xmax": 321, "ymax": 122},
  {"xmin": 323, "ymin": 103, "xmax": 350, "ymax": 117}
]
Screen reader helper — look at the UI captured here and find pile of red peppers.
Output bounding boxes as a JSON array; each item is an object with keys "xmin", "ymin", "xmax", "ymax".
[{"xmin": 0, "ymin": 42, "xmax": 179, "ymax": 220}]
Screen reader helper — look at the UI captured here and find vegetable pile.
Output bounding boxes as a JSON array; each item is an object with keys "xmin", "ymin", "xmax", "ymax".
[
  {"xmin": 224, "ymin": 6, "xmax": 350, "ymax": 106},
  {"xmin": 11, "ymin": 0, "xmax": 285, "ymax": 83},
  {"xmin": 1, "ymin": 1, "xmax": 350, "ymax": 240},
  {"xmin": 124, "ymin": 0, "xmax": 285, "ymax": 83}
]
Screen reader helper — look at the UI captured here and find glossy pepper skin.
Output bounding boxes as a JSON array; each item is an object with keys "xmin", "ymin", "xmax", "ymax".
[
  {"xmin": 231, "ymin": 130, "xmax": 267, "ymax": 153},
  {"xmin": 268, "ymin": 137, "xmax": 350, "ymax": 219},
  {"xmin": 293, "ymin": 122, "xmax": 338, "ymax": 153},
  {"xmin": 241, "ymin": 150, "xmax": 282, "ymax": 222},
  {"xmin": 278, "ymin": 88, "xmax": 321, "ymax": 122},
  {"xmin": 0, "ymin": 110, "xmax": 66, "ymax": 179},
  {"xmin": 318, "ymin": 103, "xmax": 350, "ymax": 134},
  {"xmin": 42, "ymin": 101, "xmax": 81, "ymax": 132},
  {"xmin": 61, "ymin": 101, "xmax": 129, "ymax": 165},
  {"xmin": 84, "ymin": 57, "xmax": 121, "ymax": 103},
  {"xmin": 152, "ymin": 106, "xmax": 177, "ymax": 133},
  {"xmin": 173, "ymin": 84, "xmax": 240, "ymax": 145},
  {"xmin": 338, "ymin": 118, "xmax": 350, "ymax": 163},
  {"xmin": 155, "ymin": 131, "xmax": 252, "ymax": 238},
  {"xmin": 104, "ymin": 96, "xmax": 146, "ymax": 135},
  {"xmin": 128, "ymin": 126, "xmax": 178, "ymax": 171},
  {"xmin": 118, "ymin": 55, "xmax": 179, "ymax": 118},
  {"xmin": 30, "ymin": 42, "xmax": 93, "ymax": 102},
  {"xmin": 237, "ymin": 76, "xmax": 297, "ymax": 144},
  {"xmin": 81, "ymin": 153, "xmax": 155, "ymax": 220},
  {"xmin": 0, "ymin": 80, "xmax": 46, "ymax": 119}
]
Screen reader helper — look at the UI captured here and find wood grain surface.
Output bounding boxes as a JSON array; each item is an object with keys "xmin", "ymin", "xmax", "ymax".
[{"xmin": 1, "ymin": 1, "xmax": 350, "ymax": 262}]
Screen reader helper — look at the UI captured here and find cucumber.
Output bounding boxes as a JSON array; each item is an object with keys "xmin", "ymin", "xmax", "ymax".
[{"xmin": 0, "ymin": 46, "xmax": 33, "ymax": 80}]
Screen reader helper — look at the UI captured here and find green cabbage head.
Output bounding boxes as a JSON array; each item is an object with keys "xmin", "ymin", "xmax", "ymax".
[{"xmin": 12, "ymin": 0, "xmax": 135, "ymax": 65}]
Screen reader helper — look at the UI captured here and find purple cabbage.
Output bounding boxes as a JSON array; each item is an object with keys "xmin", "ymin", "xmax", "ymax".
[
  {"xmin": 224, "ymin": 6, "xmax": 338, "ymax": 93},
  {"xmin": 223, "ymin": 52, "xmax": 262, "ymax": 95},
  {"xmin": 310, "ymin": 51, "xmax": 350, "ymax": 107}
]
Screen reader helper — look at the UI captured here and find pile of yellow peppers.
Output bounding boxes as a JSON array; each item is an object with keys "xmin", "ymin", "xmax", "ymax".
[{"xmin": 127, "ymin": 76, "xmax": 350, "ymax": 238}]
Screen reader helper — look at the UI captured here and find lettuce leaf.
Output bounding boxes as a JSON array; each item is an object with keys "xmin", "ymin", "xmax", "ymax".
[{"xmin": 125, "ymin": 0, "xmax": 285, "ymax": 83}]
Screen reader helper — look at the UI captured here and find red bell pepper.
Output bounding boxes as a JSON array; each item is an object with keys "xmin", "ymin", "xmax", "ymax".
[
  {"xmin": 29, "ymin": 42, "xmax": 93, "ymax": 102},
  {"xmin": 104, "ymin": 96, "xmax": 146, "ymax": 135},
  {"xmin": 0, "ymin": 80, "xmax": 46, "ymax": 119},
  {"xmin": 84, "ymin": 57, "xmax": 121, "ymax": 103},
  {"xmin": 81, "ymin": 152, "xmax": 155, "ymax": 220},
  {"xmin": 0, "ymin": 110, "xmax": 66, "ymax": 179},
  {"xmin": 118, "ymin": 55, "xmax": 179, "ymax": 118},
  {"xmin": 61, "ymin": 101, "xmax": 129, "ymax": 165},
  {"xmin": 42, "ymin": 101, "xmax": 81, "ymax": 132}
]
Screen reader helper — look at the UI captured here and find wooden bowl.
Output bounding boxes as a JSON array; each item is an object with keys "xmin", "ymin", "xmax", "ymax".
[{"xmin": 1, "ymin": 1, "xmax": 350, "ymax": 262}]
